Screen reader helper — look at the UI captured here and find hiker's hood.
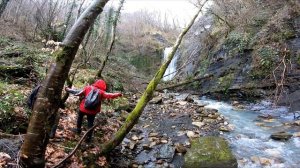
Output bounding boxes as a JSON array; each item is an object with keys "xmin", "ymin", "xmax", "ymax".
[{"xmin": 92, "ymin": 79, "xmax": 107, "ymax": 91}]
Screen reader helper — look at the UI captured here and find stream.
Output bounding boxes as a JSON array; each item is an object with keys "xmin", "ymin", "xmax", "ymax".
[
  {"xmin": 109, "ymin": 93, "xmax": 300, "ymax": 168},
  {"xmin": 196, "ymin": 98, "xmax": 300, "ymax": 168}
]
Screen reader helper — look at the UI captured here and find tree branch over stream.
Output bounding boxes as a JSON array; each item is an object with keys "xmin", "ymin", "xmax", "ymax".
[{"xmin": 157, "ymin": 74, "xmax": 213, "ymax": 91}]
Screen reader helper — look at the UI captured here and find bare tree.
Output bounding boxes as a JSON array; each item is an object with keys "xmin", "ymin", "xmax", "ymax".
[
  {"xmin": 0, "ymin": 0, "xmax": 10, "ymax": 17},
  {"xmin": 19, "ymin": 0, "xmax": 110, "ymax": 167},
  {"xmin": 96, "ymin": 0, "xmax": 125, "ymax": 78}
]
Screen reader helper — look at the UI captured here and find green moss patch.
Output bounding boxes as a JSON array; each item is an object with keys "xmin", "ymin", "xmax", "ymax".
[{"xmin": 184, "ymin": 136, "xmax": 237, "ymax": 168}]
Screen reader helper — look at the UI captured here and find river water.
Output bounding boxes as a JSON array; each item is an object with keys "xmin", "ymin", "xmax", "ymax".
[{"xmin": 195, "ymin": 98, "xmax": 300, "ymax": 168}]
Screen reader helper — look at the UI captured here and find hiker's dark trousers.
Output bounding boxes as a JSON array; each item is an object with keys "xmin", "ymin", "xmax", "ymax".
[{"xmin": 77, "ymin": 110, "xmax": 96, "ymax": 141}]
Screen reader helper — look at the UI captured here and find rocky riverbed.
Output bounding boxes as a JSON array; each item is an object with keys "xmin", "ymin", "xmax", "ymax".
[{"xmin": 109, "ymin": 93, "xmax": 235, "ymax": 168}]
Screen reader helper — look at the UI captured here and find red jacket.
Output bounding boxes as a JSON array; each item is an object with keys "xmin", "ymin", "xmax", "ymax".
[{"xmin": 71, "ymin": 80, "xmax": 121, "ymax": 115}]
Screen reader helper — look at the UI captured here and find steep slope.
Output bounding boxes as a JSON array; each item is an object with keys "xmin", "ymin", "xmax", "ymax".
[{"xmin": 181, "ymin": 1, "xmax": 300, "ymax": 110}]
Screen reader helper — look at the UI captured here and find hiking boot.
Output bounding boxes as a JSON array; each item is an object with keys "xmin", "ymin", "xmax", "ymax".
[{"xmin": 71, "ymin": 128, "xmax": 81, "ymax": 134}]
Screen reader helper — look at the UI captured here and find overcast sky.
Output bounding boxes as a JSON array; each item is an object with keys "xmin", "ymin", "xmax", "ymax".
[{"xmin": 109, "ymin": 0, "xmax": 202, "ymax": 26}]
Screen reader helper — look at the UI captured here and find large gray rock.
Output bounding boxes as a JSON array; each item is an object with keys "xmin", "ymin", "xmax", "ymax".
[
  {"xmin": 184, "ymin": 136, "xmax": 237, "ymax": 168},
  {"xmin": 156, "ymin": 144, "xmax": 175, "ymax": 162},
  {"xmin": 270, "ymin": 131, "xmax": 293, "ymax": 141}
]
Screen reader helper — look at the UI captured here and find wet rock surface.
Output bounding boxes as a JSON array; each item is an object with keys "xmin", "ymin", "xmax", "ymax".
[
  {"xmin": 109, "ymin": 93, "xmax": 229, "ymax": 167},
  {"xmin": 270, "ymin": 131, "xmax": 293, "ymax": 141}
]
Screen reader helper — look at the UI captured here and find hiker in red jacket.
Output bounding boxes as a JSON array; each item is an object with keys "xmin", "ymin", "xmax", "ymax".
[{"xmin": 65, "ymin": 79, "xmax": 122, "ymax": 142}]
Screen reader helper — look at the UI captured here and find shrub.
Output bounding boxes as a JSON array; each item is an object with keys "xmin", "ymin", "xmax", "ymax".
[
  {"xmin": 258, "ymin": 46, "xmax": 278, "ymax": 71},
  {"xmin": 218, "ymin": 73, "xmax": 234, "ymax": 93},
  {"xmin": 224, "ymin": 32, "xmax": 251, "ymax": 55},
  {"xmin": 0, "ymin": 81, "xmax": 29, "ymax": 133}
]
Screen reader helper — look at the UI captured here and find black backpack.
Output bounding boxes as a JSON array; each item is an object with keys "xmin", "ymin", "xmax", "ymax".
[
  {"xmin": 27, "ymin": 85, "xmax": 41, "ymax": 109},
  {"xmin": 84, "ymin": 86, "xmax": 100, "ymax": 110}
]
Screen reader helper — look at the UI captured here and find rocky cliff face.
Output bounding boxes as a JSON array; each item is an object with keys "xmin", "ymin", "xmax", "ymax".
[{"xmin": 180, "ymin": 1, "xmax": 300, "ymax": 111}]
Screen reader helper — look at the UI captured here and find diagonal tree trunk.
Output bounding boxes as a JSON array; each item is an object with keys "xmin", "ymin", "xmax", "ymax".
[
  {"xmin": 156, "ymin": 74, "xmax": 213, "ymax": 91},
  {"xmin": 19, "ymin": 0, "xmax": 109, "ymax": 167},
  {"xmin": 96, "ymin": 0, "xmax": 125, "ymax": 78},
  {"xmin": 98, "ymin": 0, "xmax": 208, "ymax": 155}
]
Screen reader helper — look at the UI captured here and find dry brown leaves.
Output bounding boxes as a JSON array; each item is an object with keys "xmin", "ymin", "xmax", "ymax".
[
  {"xmin": 43, "ymin": 102, "xmax": 123, "ymax": 167},
  {"xmin": 55, "ymin": 109, "xmax": 77, "ymax": 140},
  {"xmin": 45, "ymin": 144, "xmax": 66, "ymax": 167},
  {"xmin": 0, "ymin": 152, "xmax": 12, "ymax": 167},
  {"xmin": 96, "ymin": 156, "xmax": 107, "ymax": 167}
]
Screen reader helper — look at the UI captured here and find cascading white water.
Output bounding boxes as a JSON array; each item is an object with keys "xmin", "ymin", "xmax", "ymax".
[{"xmin": 163, "ymin": 47, "xmax": 178, "ymax": 81}]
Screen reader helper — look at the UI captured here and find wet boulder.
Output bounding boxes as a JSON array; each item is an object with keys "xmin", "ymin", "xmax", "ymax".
[
  {"xmin": 184, "ymin": 95, "xmax": 194, "ymax": 103},
  {"xmin": 270, "ymin": 131, "xmax": 293, "ymax": 141},
  {"xmin": 156, "ymin": 144, "xmax": 175, "ymax": 162},
  {"xmin": 150, "ymin": 96, "xmax": 163, "ymax": 104},
  {"xmin": 184, "ymin": 136, "xmax": 237, "ymax": 168}
]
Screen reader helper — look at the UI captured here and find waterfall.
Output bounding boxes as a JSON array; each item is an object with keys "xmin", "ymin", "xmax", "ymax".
[{"xmin": 163, "ymin": 47, "xmax": 178, "ymax": 81}]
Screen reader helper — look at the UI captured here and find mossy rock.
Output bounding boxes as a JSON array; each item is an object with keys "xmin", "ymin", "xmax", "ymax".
[{"xmin": 184, "ymin": 136, "xmax": 237, "ymax": 168}]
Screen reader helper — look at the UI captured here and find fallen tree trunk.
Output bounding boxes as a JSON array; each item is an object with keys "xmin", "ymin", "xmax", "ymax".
[
  {"xmin": 157, "ymin": 74, "xmax": 213, "ymax": 91},
  {"xmin": 97, "ymin": 0, "xmax": 208, "ymax": 156}
]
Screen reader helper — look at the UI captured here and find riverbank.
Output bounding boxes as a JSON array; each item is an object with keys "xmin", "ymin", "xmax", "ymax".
[{"xmin": 108, "ymin": 93, "xmax": 235, "ymax": 167}]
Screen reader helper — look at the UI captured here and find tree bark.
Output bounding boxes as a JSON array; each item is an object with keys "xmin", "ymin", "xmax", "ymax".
[
  {"xmin": 0, "ymin": 0, "xmax": 10, "ymax": 17},
  {"xmin": 96, "ymin": 0, "xmax": 124, "ymax": 78},
  {"xmin": 19, "ymin": 1, "xmax": 109, "ymax": 167},
  {"xmin": 98, "ymin": 1, "xmax": 208, "ymax": 156}
]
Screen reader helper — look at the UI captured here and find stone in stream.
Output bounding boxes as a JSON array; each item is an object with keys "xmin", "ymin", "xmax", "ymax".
[
  {"xmin": 177, "ymin": 101, "xmax": 188, "ymax": 106},
  {"xmin": 219, "ymin": 124, "xmax": 235, "ymax": 132},
  {"xmin": 184, "ymin": 95, "xmax": 194, "ymax": 103},
  {"xmin": 134, "ymin": 150, "xmax": 156, "ymax": 165},
  {"xmin": 156, "ymin": 144, "xmax": 175, "ymax": 162},
  {"xmin": 144, "ymin": 162, "xmax": 156, "ymax": 168},
  {"xmin": 294, "ymin": 120, "xmax": 300, "ymax": 126},
  {"xmin": 195, "ymin": 107, "xmax": 205, "ymax": 113},
  {"xmin": 270, "ymin": 131, "xmax": 293, "ymax": 141},
  {"xmin": 149, "ymin": 132, "xmax": 159, "ymax": 137},
  {"xmin": 293, "ymin": 132, "xmax": 300, "ymax": 137},
  {"xmin": 250, "ymin": 156, "xmax": 272, "ymax": 166},
  {"xmin": 186, "ymin": 131, "xmax": 196, "ymax": 138},
  {"xmin": 135, "ymin": 151, "xmax": 152, "ymax": 164},
  {"xmin": 184, "ymin": 136, "xmax": 237, "ymax": 168},
  {"xmin": 204, "ymin": 108, "xmax": 218, "ymax": 113},
  {"xmin": 231, "ymin": 101, "xmax": 240, "ymax": 106},
  {"xmin": 192, "ymin": 122, "xmax": 205, "ymax": 128},
  {"xmin": 131, "ymin": 135, "xmax": 139, "ymax": 141},
  {"xmin": 175, "ymin": 143, "xmax": 187, "ymax": 153},
  {"xmin": 142, "ymin": 143, "xmax": 152, "ymax": 150},
  {"xmin": 150, "ymin": 96, "xmax": 163, "ymax": 104}
]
